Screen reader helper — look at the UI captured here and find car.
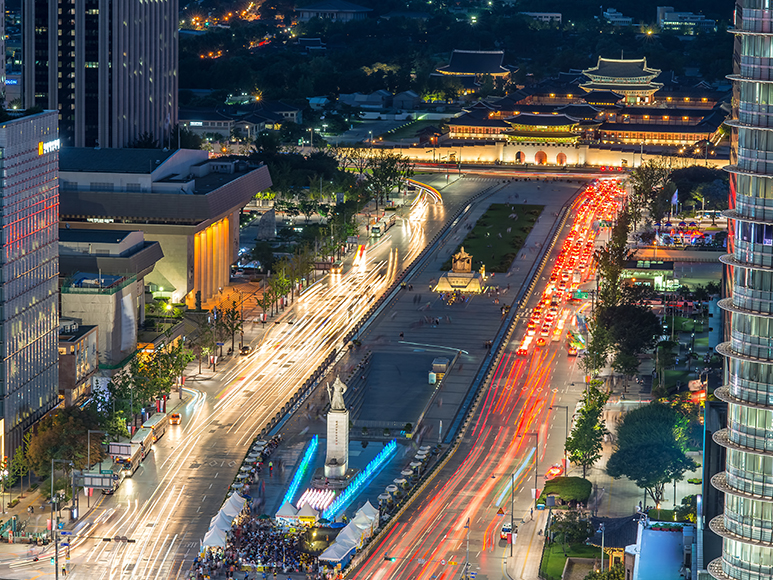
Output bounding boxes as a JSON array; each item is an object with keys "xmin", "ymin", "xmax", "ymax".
[
  {"xmin": 500, "ymin": 522, "xmax": 513, "ymax": 540},
  {"xmin": 537, "ymin": 337, "xmax": 547, "ymax": 347},
  {"xmin": 545, "ymin": 463, "xmax": 564, "ymax": 480},
  {"xmin": 240, "ymin": 345, "xmax": 252, "ymax": 355},
  {"xmin": 541, "ymin": 326, "xmax": 551, "ymax": 337},
  {"xmin": 170, "ymin": 413, "xmax": 181, "ymax": 425},
  {"xmin": 101, "ymin": 487, "xmax": 116, "ymax": 495},
  {"xmin": 568, "ymin": 346, "xmax": 578, "ymax": 356},
  {"xmin": 516, "ymin": 347, "xmax": 529, "ymax": 356}
]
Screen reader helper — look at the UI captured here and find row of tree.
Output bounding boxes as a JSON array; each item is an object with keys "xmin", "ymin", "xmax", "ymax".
[{"xmin": 582, "ymin": 208, "xmax": 662, "ymax": 386}]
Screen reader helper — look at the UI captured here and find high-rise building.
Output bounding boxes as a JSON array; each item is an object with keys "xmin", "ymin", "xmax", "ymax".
[
  {"xmin": 709, "ymin": 2, "xmax": 773, "ymax": 579},
  {"xmin": 0, "ymin": 110, "xmax": 60, "ymax": 455},
  {"xmin": 22, "ymin": 0, "xmax": 178, "ymax": 148}
]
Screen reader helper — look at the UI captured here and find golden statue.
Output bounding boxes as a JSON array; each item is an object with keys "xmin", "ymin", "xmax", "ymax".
[{"xmin": 452, "ymin": 247, "xmax": 473, "ymax": 273}]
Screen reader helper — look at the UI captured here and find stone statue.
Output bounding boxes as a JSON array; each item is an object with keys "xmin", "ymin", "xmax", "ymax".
[
  {"xmin": 327, "ymin": 377, "xmax": 348, "ymax": 411},
  {"xmin": 452, "ymin": 247, "xmax": 473, "ymax": 273}
]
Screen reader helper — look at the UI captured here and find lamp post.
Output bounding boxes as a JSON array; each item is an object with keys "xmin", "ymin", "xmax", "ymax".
[
  {"xmin": 599, "ymin": 523, "xmax": 606, "ymax": 572},
  {"xmin": 368, "ymin": 131, "xmax": 373, "ymax": 148},
  {"xmin": 0, "ymin": 467, "xmax": 7, "ymax": 515},
  {"xmin": 86, "ymin": 430, "xmax": 106, "ymax": 508},
  {"xmin": 550, "ymin": 405, "xmax": 569, "ymax": 474},
  {"xmin": 308, "ymin": 127, "xmax": 313, "ymax": 148},
  {"xmin": 51, "ymin": 459, "xmax": 73, "ymax": 580}
]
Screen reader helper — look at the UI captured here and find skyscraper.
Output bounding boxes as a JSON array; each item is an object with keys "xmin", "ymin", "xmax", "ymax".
[
  {"xmin": 710, "ymin": 2, "xmax": 773, "ymax": 579},
  {"xmin": 0, "ymin": 110, "xmax": 60, "ymax": 455},
  {"xmin": 22, "ymin": 0, "xmax": 178, "ymax": 148}
]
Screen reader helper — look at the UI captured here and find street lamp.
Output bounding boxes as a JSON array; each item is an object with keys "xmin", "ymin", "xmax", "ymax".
[
  {"xmin": 51, "ymin": 458, "xmax": 74, "ymax": 580},
  {"xmin": 308, "ymin": 127, "xmax": 314, "ymax": 148},
  {"xmin": 0, "ymin": 467, "xmax": 7, "ymax": 515},
  {"xmin": 368, "ymin": 130, "xmax": 373, "ymax": 148},
  {"xmin": 599, "ymin": 523, "xmax": 606, "ymax": 573},
  {"xmin": 550, "ymin": 405, "xmax": 569, "ymax": 474}
]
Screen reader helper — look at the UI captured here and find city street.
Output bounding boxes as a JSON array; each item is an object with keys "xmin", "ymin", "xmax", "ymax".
[
  {"xmin": 352, "ymin": 180, "xmax": 623, "ymax": 580},
  {"xmin": 0, "ymin": 174, "xmax": 512, "ymax": 580}
]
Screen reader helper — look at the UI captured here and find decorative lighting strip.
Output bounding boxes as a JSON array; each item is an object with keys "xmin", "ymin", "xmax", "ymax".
[
  {"xmin": 297, "ymin": 488, "xmax": 336, "ymax": 511},
  {"xmin": 323, "ymin": 440, "xmax": 397, "ymax": 520},
  {"xmin": 283, "ymin": 435, "xmax": 318, "ymax": 506}
]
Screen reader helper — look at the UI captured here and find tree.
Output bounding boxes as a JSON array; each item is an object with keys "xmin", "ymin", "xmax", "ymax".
[
  {"xmin": 581, "ymin": 323, "xmax": 611, "ymax": 377},
  {"xmin": 584, "ymin": 564, "xmax": 625, "ymax": 580},
  {"xmin": 367, "ymin": 150, "xmax": 414, "ymax": 209},
  {"xmin": 596, "ymin": 303, "xmax": 662, "ymax": 387},
  {"xmin": 170, "ymin": 124, "xmax": 203, "ymax": 150},
  {"xmin": 550, "ymin": 510, "xmax": 594, "ymax": 556},
  {"xmin": 219, "ymin": 301, "xmax": 244, "ymax": 352},
  {"xmin": 26, "ymin": 407, "xmax": 105, "ymax": 477},
  {"xmin": 565, "ymin": 383, "xmax": 608, "ymax": 477},
  {"xmin": 606, "ymin": 404, "xmax": 696, "ymax": 505},
  {"xmin": 190, "ymin": 315, "xmax": 215, "ymax": 374},
  {"xmin": 129, "ymin": 131, "xmax": 159, "ymax": 149},
  {"xmin": 11, "ymin": 432, "xmax": 31, "ymax": 496}
]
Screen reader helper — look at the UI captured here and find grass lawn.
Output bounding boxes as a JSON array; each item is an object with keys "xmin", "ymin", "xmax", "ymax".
[
  {"xmin": 538, "ymin": 477, "xmax": 592, "ymax": 506},
  {"xmin": 541, "ymin": 542, "xmax": 607, "ymax": 579},
  {"xmin": 667, "ymin": 316, "xmax": 706, "ymax": 333},
  {"xmin": 648, "ymin": 508, "xmax": 690, "ymax": 522},
  {"xmin": 441, "ymin": 204, "xmax": 544, "ymax": 273},
  {"xmin": 381, "ymin": 119, "xmax": 446, "ymax": 141},
  {"xmin": 661, "ymin": 369, "xmax": 694, "ymax": 391}
]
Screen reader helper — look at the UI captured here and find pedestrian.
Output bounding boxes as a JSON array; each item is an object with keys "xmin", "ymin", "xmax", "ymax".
[
  {"xmin": 530, "ymin": 508, "xmax": 534, "ymax": 521},
  {"xmin": 62, "ymin": 565, "xmax": 68, "ymax": 577}
]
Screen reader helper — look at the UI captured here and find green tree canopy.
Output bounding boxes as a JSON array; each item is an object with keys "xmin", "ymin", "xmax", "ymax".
[
  {"xmin": 606, "ymin": 403, "xmax": 696, "ymax": 504},
  {"xmin": 26, "ymin": 407, "xmax": 105, "ymax": 477}
]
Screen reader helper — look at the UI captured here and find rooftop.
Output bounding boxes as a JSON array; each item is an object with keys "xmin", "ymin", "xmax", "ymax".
[
  {"xmin": 59, "ymin": 148, "xmax": 177, "ymax": 174},
  {"xmin": 580, "ymin": 81, "xmax": 663, "ymax": 93},
  {"xmin": 582, "ymin": 90, "xmax": 625, "ymax": 104},
  {"xmin": 437, "ymin": 50, "xmax": 509, "ymax": 76},
  {"xmin": 583, "ymin": 57, "xmax": 661, "ymax": 79},
  {"xmin": 59, "ymin": 229, "xmax": 135, "ymax": 245},
  {"xmin": 506, "ymin": 112, "xmax": 579, "ymax": 127}
]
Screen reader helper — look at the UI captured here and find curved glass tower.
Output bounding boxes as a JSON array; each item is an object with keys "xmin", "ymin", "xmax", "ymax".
[{"xmin": 710, "ymin": 2, "xmax": 773, "ymax": 579}]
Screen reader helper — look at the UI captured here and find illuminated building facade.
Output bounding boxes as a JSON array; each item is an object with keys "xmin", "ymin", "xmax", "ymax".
[
  {"xmin": 709, "ymin": 2, "xmax": 773, "ymax": 579},
  {"xmin": 580, "ymin": 57, "xmax": 663, "ymax": 105},
  {"xmin": 0, "ymin": 111, "xmax": 60, "ymax": 455},
  {"xmin": 58, "ymin": 148, "xmax": 272, "ymax": 305},
  {"xmin": 22, "ymin": 0, "xmax": 178, "ymax": 148}
]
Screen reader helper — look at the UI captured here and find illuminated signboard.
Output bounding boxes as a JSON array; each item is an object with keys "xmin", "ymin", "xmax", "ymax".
[
  {"xmin": 38, "ymin": 139, "xmax": 61, "ymax": 155},
  {"xmin": 189, "ymin": 121, "xmax": 203, "ymax": 126},
  {"xmin": 5, "ymin": 79, "xmax": 17, "ymax": 85}
]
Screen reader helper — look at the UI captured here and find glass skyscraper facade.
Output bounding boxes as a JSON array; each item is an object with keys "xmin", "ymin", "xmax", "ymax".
[
  {"xmin": 0, "ymin": 111, "xmax": 59, "ymax": 455},
  {"xmin": 710, "ymin": 2, "xmax": 773, "ymax": 579}
]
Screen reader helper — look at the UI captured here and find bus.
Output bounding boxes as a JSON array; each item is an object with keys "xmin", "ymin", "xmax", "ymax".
[
  {"xmin": 370, "ymin": 215, "xmax": 396, "ymax": 237},
  {"xmin": 131, "ymin": 427, "xmax": 154, "ymax": 459},
  {"xmin": 117, "ymin": 447, "xmax": 143, "ymax": 477},
  {"xmin": 142, "ymin": 413, "xmax": 169, "ymax": 443}
]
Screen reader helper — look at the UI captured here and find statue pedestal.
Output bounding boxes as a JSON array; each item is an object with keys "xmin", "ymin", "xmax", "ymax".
[{"xmin": 325, "ymin": 409, "xmax": 349, "ymax": 479}]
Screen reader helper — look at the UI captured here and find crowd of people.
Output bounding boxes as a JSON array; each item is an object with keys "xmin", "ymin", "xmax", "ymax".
[{"xmin": 193, "ymin": 516, "xmax": 325, "ymax": 580}]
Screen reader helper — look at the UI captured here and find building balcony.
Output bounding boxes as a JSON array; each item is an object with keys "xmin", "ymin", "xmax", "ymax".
[
  {"xmin": 710, "ymin": 515, "xmax": 773, "ymax": 547},
  {"xmin": 714, "ymin": 428, "xmax": 773, "ymax": 458},
  {"xmin": 712, "ymin": 471, "xmax": 773, "ymax": 502}
]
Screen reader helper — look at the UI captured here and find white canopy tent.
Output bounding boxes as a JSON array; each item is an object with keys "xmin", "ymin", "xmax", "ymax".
[
  {"xmin": 318, "ymin": 540, "xmax": 356, "ymax": 564},
  {"xmin": 201, "ymin": 525, "xmax": 227, "ymax": 549},
  {"xmin": 351, "ymin": 511, "xmax": 374, "ymax": 538},
  {"xmin": 358, "ymin": 500, "xmax": 380, "ymax": 523},
  {"xmin": 336, "ymin": 522, "xmax": 364, "ymax": 548},
  {"xmin": 210, "ymin": 510, "xmax": 233, "ymax": 532}
]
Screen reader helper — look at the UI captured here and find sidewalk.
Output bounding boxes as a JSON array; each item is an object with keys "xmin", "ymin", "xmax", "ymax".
[{"xmin": 505, "ymin": 509, "xmax": 549, "ymax": 580}]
